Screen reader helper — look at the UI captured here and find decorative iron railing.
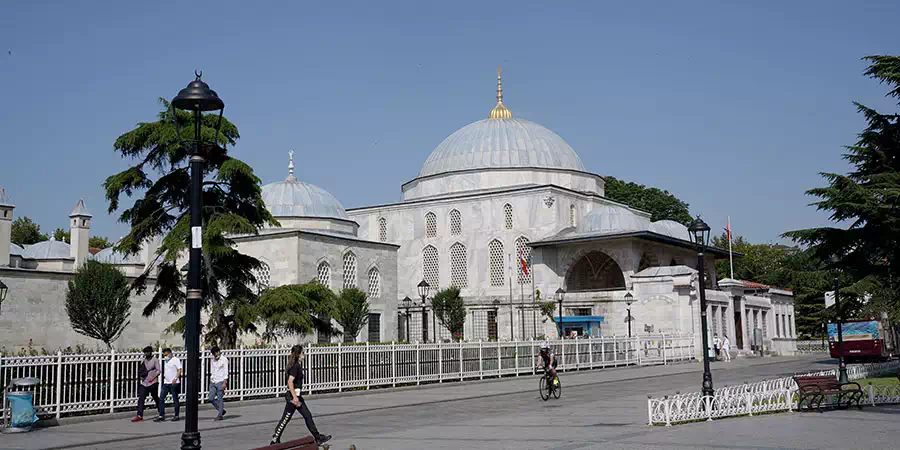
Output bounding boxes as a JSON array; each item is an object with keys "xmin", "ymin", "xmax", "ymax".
[
  {"xmin": 1, "ymin": 334, "xmax": 694, "ymax": 420},
  {"xmin": 795, "ymin": 340, "xmax": 829, "ymax": 354}
]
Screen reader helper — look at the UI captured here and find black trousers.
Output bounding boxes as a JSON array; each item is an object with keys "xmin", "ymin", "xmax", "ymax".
[
  {"xmin": 159, "ymin": 383, "xmax": 181, "ymax": 417},
  {"xmin": 137, "ymin": 383, "xmax": 159, "ymax": 417},
  {"xmin": 271, "ymin": 396, "xmax": 319, "ymax": 442}
]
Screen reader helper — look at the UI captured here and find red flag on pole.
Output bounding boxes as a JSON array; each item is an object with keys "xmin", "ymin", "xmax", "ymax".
[
  {"xmin": 725, "ymin": 222, "xmax": 732, "ymax": 242},
  {"xmin": 519, "ymin": 248, "xmax": 529, "ymax": 276}
]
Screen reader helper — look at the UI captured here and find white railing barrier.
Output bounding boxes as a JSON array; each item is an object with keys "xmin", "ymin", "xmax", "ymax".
[
  {"xmin": 0, "ymin": 334, "xmax": 693, "ymax": 421},
  {"xmin": 648, "ymin": 360, "xmax": 900, "ymax": 426}
]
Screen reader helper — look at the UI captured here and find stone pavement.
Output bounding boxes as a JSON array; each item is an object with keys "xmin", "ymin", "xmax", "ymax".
[{"xmin": 4, "ymin": 355, "xmax": 892, "ymax": 450}]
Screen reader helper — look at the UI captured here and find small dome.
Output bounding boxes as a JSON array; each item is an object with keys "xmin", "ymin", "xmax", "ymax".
[
  {"xmin": 261, "ymin": 154, "xmax": 349, "ymax": 221},
  {"xmin": 9, "ymin": 243, "xmax": 24, "ymax": 256},
  {"xmin": 90, "ymin": 247, "xmax": 142, "ymax": 265},
  {"xmin": 21, "ymin": 239, "xmax": 70, "ymax": 259},
  {"xmin": 649, "ymin": 220, "xmax": 691, "ymax": 241},
  {"xmin": 419, "ymin": 118, "xmax": 584, "ymax": 178},
  {"xmin": 578, "ymin": 205, "xmax": 650, "ymax": 234}
]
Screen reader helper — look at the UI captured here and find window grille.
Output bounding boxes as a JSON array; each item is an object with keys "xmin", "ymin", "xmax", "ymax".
[
  {"xmin": 343, "ymin": 252, "xmax": 357, "ymax": 289},
  {"xmin": 423, "ymin": 245, "xmax": 439, "ymax": 287},
  {"xmin": 425, "ymin": 212, "xmax": 437, "ymax": 238},
  {"xmin": 367, "ymin": 313, "xmax": 381, "ymax": 342},
  {"xmin": 503, "ymin": 204, "xmax": 513, "ymax": 229},
  {"xmin": 255, "ymin": 262, "xmax": 271, "ymax": 294},
  {"xmin": 573, "ymin": 308, "xmax": 592, "ymax": 316},
  {"xmin": 449, "ymin": 242, "xmax": 467, "ymax": 288},
  {"xmin": 449, "ymin": 209, "xmax": 461, "ymax": 235},
  {"xmin": 487, "ymin": 310, "xmax": 498, "ymax": 340},
  {"xmin": 378, "ymin": 217, "xmax": 387, "ymax": 242},
  {"xmin": 515, "ymin": 236, "xmax": 531, "ymax": 285},
  {"xmin": 569, "ymin": 204, "xmax": 576, "ymax": 227},
  {"xmin": 367, "ymin": 267, "xmax": 381, "ymax": 298},
  {"xmin": 489, "ymin": 240, "xmax": 505, "ymax": 287},
  {"xmin": 472, "ymin": 310, "xmax": 488, "ymax": 341},
  {"xmin": 317, "ymin": 262, "xmax": 331, "ymax": 289}
]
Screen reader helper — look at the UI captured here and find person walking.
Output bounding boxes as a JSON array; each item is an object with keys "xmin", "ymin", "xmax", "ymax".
[
  {"xmin": 722, "ymin": 335, "xmax": 732, "ymax": 362},
  {"xmin": 269, "ymin": 345, "xmax": 331, "ymax": 446},
  {"xmin": 208, "ymin": 346, "xmax": 228, "ymax": 420},
  {"xmin": 132, "ymin": 346, "xmax": 161, "ymax": 422},
  {"xmin": 713, "ymin": 334, "xmax": 721, "ymax": 361},
  {"xmin": 157, "ymin": 348, "xmax": 182, "ymax": 421}
]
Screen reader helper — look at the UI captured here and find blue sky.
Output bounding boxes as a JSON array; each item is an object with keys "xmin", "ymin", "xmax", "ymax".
[{"xmin": 1, "ymin": 1, "xmax": 897, "ymax": 244}]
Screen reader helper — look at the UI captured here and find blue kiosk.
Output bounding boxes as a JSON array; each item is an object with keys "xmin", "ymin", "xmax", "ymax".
[{"xmin": 553, "ymin": 316, "xmax": 605, "ymax": 338}]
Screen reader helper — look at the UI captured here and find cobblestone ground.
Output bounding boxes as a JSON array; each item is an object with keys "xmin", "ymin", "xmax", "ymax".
[{"xmin": 5, "ymin": 355, "xmax": 896, "ymax": 450}]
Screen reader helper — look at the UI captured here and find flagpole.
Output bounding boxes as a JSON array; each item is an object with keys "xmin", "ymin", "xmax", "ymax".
[
  {"xmin": 508, "ymin": 253, "xmax": 514, "ymax": 341},
  {"xmin": 728, "ymin": 216, "xmax": 734, "ymax": 279},
  {"xmin": 532, "ymin": 273, "xmax": 537, "ymax": 339}
]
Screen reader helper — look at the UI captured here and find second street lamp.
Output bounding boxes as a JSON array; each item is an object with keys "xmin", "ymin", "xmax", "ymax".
[
  {"xmin": 688, "ymin": 216, "xmax": 714, "ymax": 398},
  {"xmin": 418, "ymin": 280, "xmax": 430, "ymax": 343},
  {"xmin": 624, "ymin": 291, "xmax": 634, "ymax": 338},
  {"xmin": 171, "ymin": 71, "xmax": 225, "ymax": 450},
  {"xmin": 555, "ymin": 288, "xmax": 565, "ymax": 338},
  {"xmin": 401, "ymin": 296, "xmax": 412, "ymax": 342}
]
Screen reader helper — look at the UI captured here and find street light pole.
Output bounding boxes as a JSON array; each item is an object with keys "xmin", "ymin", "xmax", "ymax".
[
  {"xmin": 171, "ymin": 72, "xmax": 224, "ymax": 450},
  {"xmin": 834, "ymin": 278, "xmax": 849, "ymax": 383},
  {"xmin": 555, "ymin": 288, "xmax": 565, "ymax": 339},
  {"xmin": 625, "ymin": 291, "xmax": 634, "ymax": 338},
  {"xmin": 689, "ymin": 216, "xmax": 714, "ymax": 399},
  {"xmin": 418, "ymin": 280, "xmax": 430, "ymax": 343},
  {"xmin": 401, "ymin": 296, "xmax": 412, "ymax": 342}
]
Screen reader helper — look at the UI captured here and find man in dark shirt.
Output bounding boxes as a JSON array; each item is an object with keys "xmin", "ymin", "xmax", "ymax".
[
  {"xmin": 132, "ymin": 346, "xmax": 161, "ymax": 422},
  {"xmin": 270, "ymin": 345, "xmax": 331, "ymax": 445}
]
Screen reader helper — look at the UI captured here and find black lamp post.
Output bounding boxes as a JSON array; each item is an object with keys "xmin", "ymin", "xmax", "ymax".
[
  {"xmin": 555, "ymin": 288, "xmax": 565, "ymax": 338},
  {"xmin": 688, "ymin": 216, "xmax": 714, "ymax": 398},
  {"xmin": 0, "ymin": 278, "xmax": 8, "ymax": 314},
  {"xmin": 833, "ymin": 278, "xmax": 849, "ymax": 383},
  {"xmin": 418, "ymin": 280, "xmax": 430, "ymax": 343},
  {"xmin": 624, "ymin": 291, "xmax": 634, "ymax": 338},
  {"xmin": 171, "ymin": 71, "xmax": 225, "ymax": 450},
  {"xmin": 401, "ymin": 296, "xmax": 412, "ymax": 342}
]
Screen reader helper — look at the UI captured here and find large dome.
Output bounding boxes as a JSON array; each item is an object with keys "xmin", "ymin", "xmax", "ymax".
[{"xmin": 419, "ymin": 118, "xmax": 584, "ymax": 178}]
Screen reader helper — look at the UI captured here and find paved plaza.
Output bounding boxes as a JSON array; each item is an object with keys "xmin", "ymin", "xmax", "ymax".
[{"xmin": 2, "ymin": 355, "xmax": 897, "ymax": 450}]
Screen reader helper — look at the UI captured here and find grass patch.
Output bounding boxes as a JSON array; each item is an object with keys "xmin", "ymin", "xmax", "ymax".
[{"xmin": 856, "ymin": 376, "xmax": 900, "ymax": 387}]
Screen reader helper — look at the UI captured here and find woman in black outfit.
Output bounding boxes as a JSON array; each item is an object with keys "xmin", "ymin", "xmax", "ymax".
[{"xmin": 270, "ymin": 345, "xmax": 331, "ymax": 446}]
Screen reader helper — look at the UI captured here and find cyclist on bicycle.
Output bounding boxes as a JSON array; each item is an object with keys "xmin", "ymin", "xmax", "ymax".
[{"xmin": 536, "ymin": 341, "xmax": 558, "ymax": 384}]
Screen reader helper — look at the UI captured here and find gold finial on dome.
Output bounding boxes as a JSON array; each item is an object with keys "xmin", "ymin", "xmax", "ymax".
[{"xmin": 489, "ymin": 66, "xmax": 512, "ymax": 119}]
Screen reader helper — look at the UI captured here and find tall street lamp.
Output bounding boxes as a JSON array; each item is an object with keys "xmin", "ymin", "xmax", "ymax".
[
  {"xmin": 171, "ymin": 71, "xmax": 225, "ymax": 450},
  {"xmin": 555, "ymin": 288, "xmax": 565, "ymax": 338},
  {"xmin": 624, "ymin": 291, "xmax": 634, "ymax": 338},
  {"xmin": 833, "ymin": 278, "xmax": 849, "ymax": 383},
  {"xmin": 688, "ymin": 216, "xmax": 714, "ymax": 398},
  {"xmin": 401, "ymin": 296, "xmax": 412, "ymax": 342},
  {"xmin": 0, "ymin": 278, "xmax": 8, "ymax": 315},
  {"xmin": 418, "ymin": 280, "xmax": 430, "ymax": 343}
]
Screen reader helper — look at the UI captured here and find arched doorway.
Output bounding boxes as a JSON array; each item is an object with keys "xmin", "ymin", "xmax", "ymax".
[{"xmin": 565, "ymin": 251, "xmax": 626, "ymax": 291}]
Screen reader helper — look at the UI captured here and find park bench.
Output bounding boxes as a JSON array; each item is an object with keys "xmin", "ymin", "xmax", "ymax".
[{"xmin": 793, "ymin": 375, "xmax": 864, "ymax": 412}]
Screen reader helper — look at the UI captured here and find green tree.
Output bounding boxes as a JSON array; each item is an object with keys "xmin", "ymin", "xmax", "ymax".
[
  {"xmin": 431, "ymin": 287, "xmax": 466, "ymax": 341},
  {"xmin": 604, "ymin": 176, "xmax": 692, "ymax": 225},
  {"xmin": 105, "ymin": 97, "xmax": 277, "ymax": 348},
  {"xmin": 53, "ymin": 228, "xmax": 71, "ymax": 244},
  {"xmin": 89, "ymin": 236, "xmax": 112, "ymax": 249},
  {"xmin": 784, "ymin": 55, "xmax": 900, "ymax": 322},
  {"xmin": 11, "ymin": 217, "xmax": 48, "ymax": 245},
  {"xmin": 711, "ymin": 233, "xmax": 790, "ymax": 285},
  {"xmin": 256, "ymin": 281, "xmax": 336, "ymax": 342},
  {"xmin": 65, "ymin": 260, "xmax": 132, "ymax": 349},
  {"xmin": 334, "ymin": 287, "xmax": 369, "ymax": 343}
]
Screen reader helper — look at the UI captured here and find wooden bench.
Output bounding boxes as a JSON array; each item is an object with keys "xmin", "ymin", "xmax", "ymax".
[{"xmin": 793, "ymin": 375, "xmax": 864, "ymax": 412}]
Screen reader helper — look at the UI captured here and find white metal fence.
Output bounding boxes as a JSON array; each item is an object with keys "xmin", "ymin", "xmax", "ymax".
[
  {"xmin": 1, "ymin": 334, "xmax": 694, "ymax": 420},
  {"xmin": 647, "ymin": 360, "xmax": 900, "ymax": 426},
  {"xmin": 796, "ymin": 340, "xmax": 828, "ymax": 353}
]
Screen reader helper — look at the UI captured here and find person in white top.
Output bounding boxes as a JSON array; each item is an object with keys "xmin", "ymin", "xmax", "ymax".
[
  {"xmin": 722, "ymin": 336, "xmax": 732, "ymax": 362},
  {"xmin": 157, "ymin": 348, "xmax": 182, "ymax": 421},
  {"xmin": 713, "ymin": 334, "xmax": 721, "ymax": 361},
  {"xmin": 208, "ymin": 346, "xmax": 229, "ymax": 420}
]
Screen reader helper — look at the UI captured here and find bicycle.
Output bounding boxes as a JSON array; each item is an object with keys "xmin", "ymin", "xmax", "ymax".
[{"xmin": 538, "ymin": 369, "xmax": 561, "ymax": 401}]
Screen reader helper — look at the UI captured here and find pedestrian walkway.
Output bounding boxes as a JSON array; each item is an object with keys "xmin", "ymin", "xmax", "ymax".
[{"xmin": 1, "ymin": 355, "xmax": 831, "ymax": 450}]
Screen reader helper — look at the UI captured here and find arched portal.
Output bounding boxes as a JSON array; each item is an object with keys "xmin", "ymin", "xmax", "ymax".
[{"xmin": 565, "ymin": 251, "xmax": 626, "ymax": 291}]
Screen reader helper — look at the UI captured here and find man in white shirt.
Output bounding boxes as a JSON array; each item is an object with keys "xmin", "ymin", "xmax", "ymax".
[
  {"xmin": 208, "ymin": 346, "xmax": 229, "ymax": 420},
  {"xmin": 157, "ymin": 348, "xmax": 182, "ymax": 421}
]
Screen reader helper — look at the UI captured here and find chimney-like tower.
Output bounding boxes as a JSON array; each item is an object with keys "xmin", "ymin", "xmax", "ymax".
[
  {"xmin": 69, "ymin": 199, "xmax": 92, "ymax": 268},
  {"xmin": 0, "ymin": 187, "xmax": 14, "ymax": 267}
]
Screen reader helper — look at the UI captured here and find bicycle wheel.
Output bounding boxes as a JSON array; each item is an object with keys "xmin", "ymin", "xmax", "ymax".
[
  {"xmin": 539, "ymin": 376, "xmax": 550, "ymax": 401},
  {"xmin": 552, "ymin": 376, "xmax": 561, "ymax": 399}
]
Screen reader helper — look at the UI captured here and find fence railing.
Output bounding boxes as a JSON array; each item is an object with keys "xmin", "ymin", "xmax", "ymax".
[
  {"xmin": 647, "ymin": 360, "xmax": 900, "ymax": 426},
  {"xmin": 796, "ymin": 340, "xmax": 828, "ymax": 354},
  {"xmin": 1, "ymin": 334, "xmax": 694, "ymax": 420}
]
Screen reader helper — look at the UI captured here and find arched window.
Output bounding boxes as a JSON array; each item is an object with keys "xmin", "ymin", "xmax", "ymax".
[
  {"xmin": 565, "ymin": 251, "xmax": 626, "ymax": 291},
  {"xmin": 423, "ymin": 245, "xmax": 439, "ymax": 287},
  {"xmin": 450, "ymin": 242, "xmax": 467, "ymax": 288},
  {"xmin": 449, "ymin": 209, "xmax": 462, "ymax": 235},
  {"xmin": 343, "ymin": 252, "xmax": 357, "ymax": 289},
  {"xmin": 317, "ymin": 261, "xmax": 331, "ymax": 288},
  {"xmin": 367, "ymin": 267, "xmax": 381, "ymax": 298},
  {"xmin": 569, "ymin": 204, "xmax": 577, "ymax": 227},
  {"xmin": 503, "ymin": 204, "xmax": 513, "ymax": 230},
  {"xmin": 489, "ymin": 239, "xmax": 505, "ymax": 287},
  {"xmin": 425, "ymin": 212, "xmax": 437, "ymax": 238},
  {"xmin": 515, "ymin": 236, "xmax": 531, "ymax": 285},
  {"xmin": 378, "ymin": 217, "xmax": 387, "ymax": 242}
]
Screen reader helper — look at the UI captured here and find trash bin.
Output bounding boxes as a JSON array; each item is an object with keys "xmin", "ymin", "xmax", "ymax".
[{"xmin": 3, "ymin": 377, "xmax": 40, "ymax": 433}]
